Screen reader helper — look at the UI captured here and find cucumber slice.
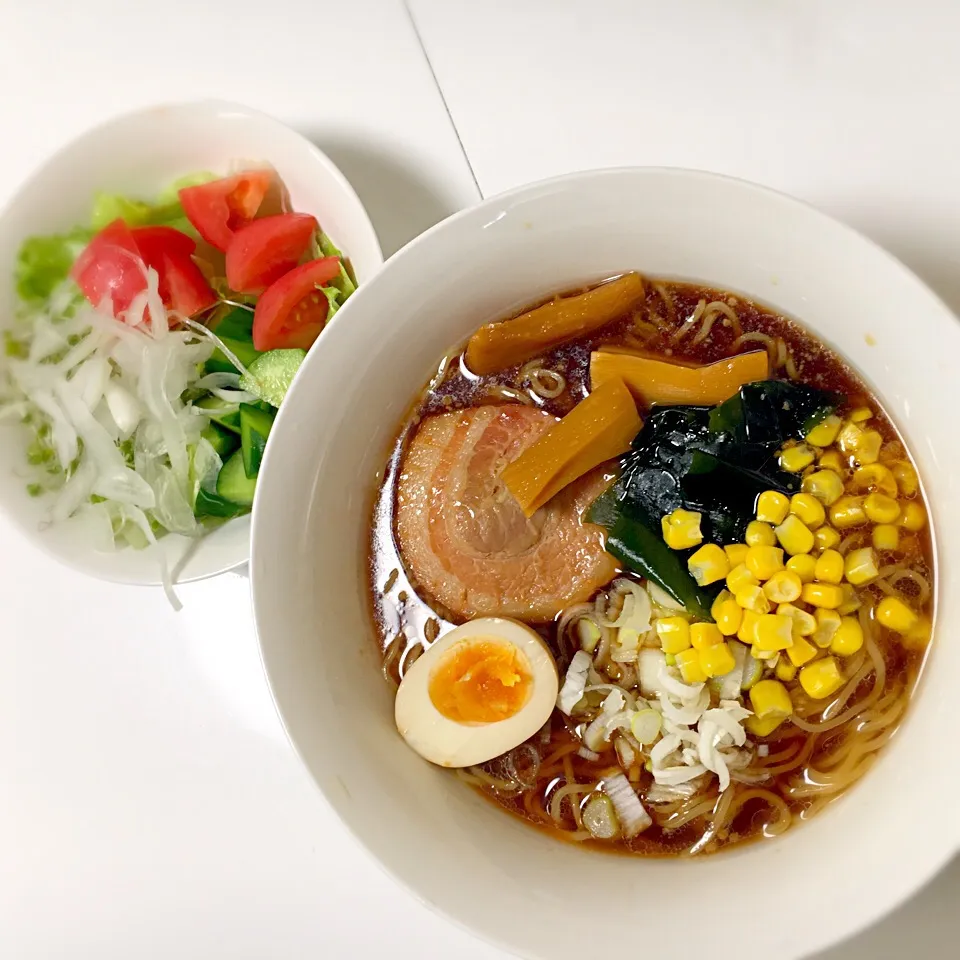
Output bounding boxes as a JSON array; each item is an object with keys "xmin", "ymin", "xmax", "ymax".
[
  {"xmin": 205, "ymin": 336, "xmax": 261, "ymax": 374},
  {"xmin": 216, "ymin": 450, "xmax": 257, "ymax": 506},
  {"xmin": 195, "ymin": 484, "xmax": 248, "ymax": 518},
  {"xmin": 239, "ymin": 402, "xmax": 276, "ymax": 479},
  {"xmin": 194, "ymin": 395, "xmax": 241, "ymax": 434},
  {"xmin": 201, "ymin": 422, "xmax": 240, "ymax": 460},
  {"xmin": 239, "ymin": 349, "xmax": 306, "ymax": 407}
]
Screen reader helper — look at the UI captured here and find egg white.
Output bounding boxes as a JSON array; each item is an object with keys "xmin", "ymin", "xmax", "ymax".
[{"xmin": 394, "ymin": 617, "xmax": 559, "ymax": 768}]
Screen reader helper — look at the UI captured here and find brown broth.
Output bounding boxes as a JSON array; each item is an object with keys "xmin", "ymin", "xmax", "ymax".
[{"xmin": 366, "ymin": 277, "xmax": 933, "ymax": 856}]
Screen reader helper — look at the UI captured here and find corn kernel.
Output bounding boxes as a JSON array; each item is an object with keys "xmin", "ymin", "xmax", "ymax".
[
  {"xmin": 852, "ymin": 463, "xmax": 898, "ymax": 498},
  {"xmin": 776, "ymin": 660, "xmax": 799, "ymax": 682},
  {"xmin": 845, "ymin": 547, "xmax": 879, "ymax": 585},
  {"xmin": 814, "ymin": 549, "xmax": 844, "ymax": 584},
  {"xmin": 726, "ymin": 563, "xmax": 759, "ymax": 594},
  {"xmin": 735, "ymin": 584, "xmax": 770, "ymax": 615},
  {"xmin": 691, "ymin": 622, "xmax": 724, "ymax": 650},
  {"xmin": 901, "ymin": 616, "xmax": 932, "ymax": 652},
  {"xmin": 891, "ymin": 461, "xmax": 919, "ymax": 498},
  {"xmin": 762, "ymin": 569, "xmax": 803, "ymax": 603},
  {"xmin": 774, "ymin": 514, "xmax": 815, "ymax": 556},
  {"xmin": 790, "ymin": 492, "xmax": 826, "ymax": 528},
  {"xmin": 897, "ymin": 533, "xmax": 920, "ymax": 556},
  {"xmin": 855, "ymin": 430, "xmax": 883, "ymax": 465},
  {"xmin": 745, "ymin": 520, "xmax": 777, "ymax": 547},
  {"xmin": 737, "ymin": 609, "xmax": 761, "ymax": 645},
  {"xmin": 836, "ymin": 421, "xmax": 863, "ymax": 455},
  {"xmin": 837, "ymin": 583, "xmax": 862, "ymax": 616},
  {"xmin": 656, "ymin": 616, "xmax": 691, "ymax": 654},
  {"xmin": 876, "ymin": 596, "xmax": 919, "ymax": 634},
  {"xmin": 829, "ymin": 495, "xmax": 867, "ymax": 529},
  {"xmin": 675, "ymin": 647, "xmax": 707, "ymax": 684},
  {"xmin": 746, "ymin": 714, "xmax": 787, "ymax": 737},
  {"xmin": 745, "ymin": 544, "xmax": 785, "ymax": 581},
  {"xmin": 899, "ymin": 501, "xmax": 926, "ymax": 532},
  {"xmin": 849, "ymin": 406, "xmax": 873, "ymax": 423},
  {"xmin": 802, "ymin": 582, "xmax": 845, "ymax": 609},
  {"xmin": 812, "ymin": 608, "xmax": 842, "ymax": 648},
  {"xmin": 749, "ymin": 679, "xmax": 793, "ymax": 719},
  {"xmin": 831, "ymin": 616, "xmax": 864, "ymax": 656},
  {"xmin": 699, "ymin": 641, "xmax": 736, "ymax": 678},
  {"xmin": 777, "ymin": 602, "xmax": 817, "ymax": 637},
  {"xmin": 754, "ymin": 613, "xmax": 795, "ymax": 651},
  {"xmin": 813, "ymin": 525, "xmax": 841, "ymax": 551},
  {"xmin": 786, "ymin": 634, "xmax": 818, "ymax": 667},
  {"xmin": 723, "ymin": 544, "xmax": 749, "ymax": 568},
  {"xmin": 786, "ymin": 554, "xmax": 817, "ymax": 583},
  {"xmin": 662, "ymin": 508, "xmax": 703, "ymax": 549},
  {"xmin": 805, "ymin": 414, "xmax": 842, "ymax": 446},
  {"xmin": 711, "ymin": 590, "xmax": 743, "ymax": 637},
  {"xmin": 780, "ymin": 443, "xmax": 816, "ymax": 473},
  {"xmin": 819, "ymin": 450, "xmax": 846, "ymax": 473},
  {"xmin": 799, "ymin": 657, "xmax": 844, "ymax": 699},
  {"xmin": 664, "ymin": 653, "xmax": 677, "ymax": 666},
  {"xmin": 864, "ymin": 493, "xmax": 900, "ymax": 524},
  {"xmin": 756, "ymin": 490, "xmax": 790, "ymax": 525},
  {"xmin": 872, "ymin": 523, "xmax": 900, "ymax": 552},
  {"xmin": 802, "ymin": 470, "xmax": 845, "ymax": 506},
  {"xmin": 687, "ymin": 543, "xmax": 729, "ymax": 586}
]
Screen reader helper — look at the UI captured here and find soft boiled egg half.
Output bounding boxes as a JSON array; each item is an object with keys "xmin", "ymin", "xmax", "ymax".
[{"xmin": 394, "ymin": 617, "xmax": 560, "ymax": 768}]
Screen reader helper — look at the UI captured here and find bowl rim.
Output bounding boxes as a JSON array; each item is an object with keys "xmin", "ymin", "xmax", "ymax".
[
  {"xmin": 0, "ymin": 97, "xmax": 384, "ymax": 586},
  {"xmin": 251, "ymin": 164, "xmax": 958, "ymax": 960}
]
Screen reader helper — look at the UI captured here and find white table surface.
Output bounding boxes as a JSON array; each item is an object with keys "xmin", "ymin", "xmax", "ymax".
[{"xmin": 4, "ymin": 1, "xmax": 958, "ymax": 957}]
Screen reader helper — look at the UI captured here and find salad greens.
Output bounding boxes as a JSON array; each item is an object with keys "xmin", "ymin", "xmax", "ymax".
[
  {"xmin": 312, "ymin": 231, "xmax": 356, "ymax": 319},
  {"xmin": 15, "ymin": 228, "xmax": 92, "ymax": 303},
  {"xmin": 15, "ymin": 185, "xmax": 202, "ymax": 306}
]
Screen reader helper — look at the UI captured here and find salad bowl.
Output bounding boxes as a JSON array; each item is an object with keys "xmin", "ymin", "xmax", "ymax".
[{"xmin": 0, "ymin": 100, "xmax": 382, "ymax": 588}]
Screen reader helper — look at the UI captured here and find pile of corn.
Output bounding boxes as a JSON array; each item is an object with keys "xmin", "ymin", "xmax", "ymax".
[{"xmin": 656, "ymin": 405, "xmax": 929, "ymax": 736}]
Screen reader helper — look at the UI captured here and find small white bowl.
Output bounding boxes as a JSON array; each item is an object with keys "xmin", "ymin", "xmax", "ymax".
[
  {"xmin": 251, "ymin": 168, "xmax": 958, "ymax": 960},
  {"xmin": 0, "ymin": 100, "xmax": 383, "ymax": 584}
]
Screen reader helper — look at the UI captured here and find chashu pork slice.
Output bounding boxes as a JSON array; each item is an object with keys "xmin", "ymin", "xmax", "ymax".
[{"xmin": 396, "ymin": 404, "xmax": 618, "ymax": 621}]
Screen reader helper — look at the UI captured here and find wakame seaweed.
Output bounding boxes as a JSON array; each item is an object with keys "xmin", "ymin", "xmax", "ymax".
[
  {"xmin": 587, "ymin": 381, "xmax": 842, "ymax": 614},
  {"xmin": 587, "ymin": 488, "xmax": 715, "ymax": 619},
  {"xmin": 708, "ymin": 381, "xmax": 842, "ymax": 447}
]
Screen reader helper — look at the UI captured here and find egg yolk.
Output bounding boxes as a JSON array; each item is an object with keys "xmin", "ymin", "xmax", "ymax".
[{"xmin": 428, "ymin": 638, "xmax": 533, "ymax": 724}]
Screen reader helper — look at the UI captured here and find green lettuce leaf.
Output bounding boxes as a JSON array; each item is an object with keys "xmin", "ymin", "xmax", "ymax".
[
  {"xmin": 316, "ymin": 231, "xmax": 357, "ymax": 300},
  {"xmin": 15, "ymin": 227, "xmax": 91, "ymax": 303}
]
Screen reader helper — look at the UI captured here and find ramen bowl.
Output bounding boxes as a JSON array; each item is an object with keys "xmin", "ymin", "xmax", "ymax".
[
  {"xmin": 0, "ymin": 99, "xmax": 383, "ymax": 585},
  {"xmin": 250, "ymin": 168, "xmax": 958, "ymax": 959}
]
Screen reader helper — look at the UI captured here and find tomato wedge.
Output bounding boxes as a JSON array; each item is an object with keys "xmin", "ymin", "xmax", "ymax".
[
  {"xmin": 71, "ymin": 219, "xmax": 145, "ymax": 316},
  {"xmin": 159, "ymin": 256, "xmax": 218, "ymax": 317},
  {"xmin": 72, "ymin": 220, "xmax": 216, "ymax": 321},
  {"xmin": 179, "ymin": 170, "xmax": 273, "ymax": 252},
  {"xmin": 225, "ymin": 213, "xmax": 319, "ymax": 294},
  {"xmin": 131, "ymin": 226, "xmax": 216, "ymax": 317},
  {"xmin": 252, "ymin": 257, "xmax": 341, "ymax": 351},
  {"xmin": 132, "ymin": 225, "xmax": 196, "ymax": 259}
]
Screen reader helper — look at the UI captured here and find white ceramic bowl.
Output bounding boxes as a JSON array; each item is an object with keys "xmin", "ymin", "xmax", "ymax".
[
  {"xmin": 250, "ymin": 168, "xmax": 958, "ymax": 960},
  {"xmin": 0, "ymin": 100, "xmax": 383, "ymax": 584}
]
